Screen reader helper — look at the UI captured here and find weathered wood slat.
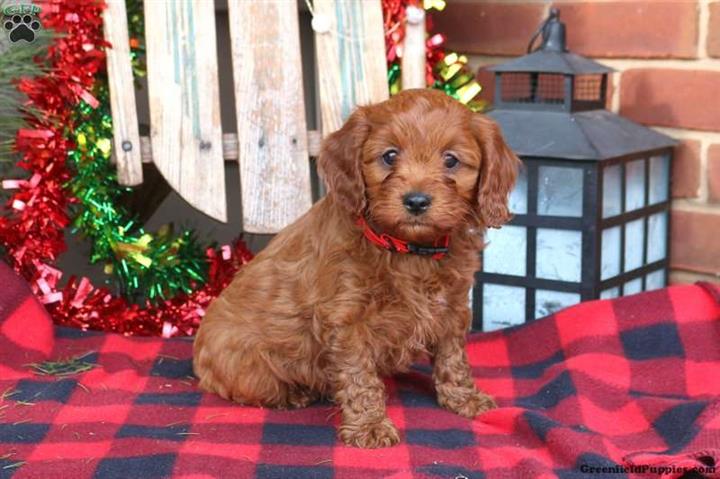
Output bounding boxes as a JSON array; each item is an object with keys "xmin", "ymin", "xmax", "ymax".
[
  {"xmin": 143, "ymin": 0, "xmax": 227, "ymax": 222},
  {"xmin": 228, "ymin": 0, "xmax": 312, "ymax": 233},
  {"xmin": 313, "ymin": 0, "xmax": 389, "ymax": 135},
  {"xmin": 401, "ymin": 5, "xmax": 427, "ymax": 90},
  {"xmin": 136, "ymin": 131, "xmax": 323, "ymax": 164},
  {"xmin": 103, "ymin": 0, "xmax": 143, "ymax": 186}
]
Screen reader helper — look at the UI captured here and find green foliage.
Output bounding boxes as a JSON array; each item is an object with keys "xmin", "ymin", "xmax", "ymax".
[{"xmin": 0, "ymin": 15, "xmax": 52, "ymax": 163}]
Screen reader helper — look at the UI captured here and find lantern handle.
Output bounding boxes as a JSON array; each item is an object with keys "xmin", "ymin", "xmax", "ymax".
[{"xmin": 527, "ymin": 7, "xmax": 566, "ymax": 53}]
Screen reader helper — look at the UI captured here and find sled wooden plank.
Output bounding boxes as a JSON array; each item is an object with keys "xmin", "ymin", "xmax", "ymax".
[
  {"xmin": 401, "ymin": 6, "xmax": 427, "ymax": 90},
  {"xmin": 138, "ymin": 131, "xmax": 323, "ymax": 163},
  {"xmin": 313, "ymin": 0, "xmax": 389, "ymax": 136},
  {"xmin": 143, "ymin": 0, "xmax": 226, "ymax": 222},
  {"xmin": 229, "ymin": 0, "xmax": 312, "ymax": 233},
  {"xmin": 103, "ymin": 0, "xmax": 143, "ymax": 186}
]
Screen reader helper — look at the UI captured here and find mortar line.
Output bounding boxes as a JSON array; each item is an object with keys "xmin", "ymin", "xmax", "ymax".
[
  {"xmin": 652, "ymin": 127, "xmax": 720, "ymax": 143},
  {"xmin": 698, "ymin": 0, "xmax": 710, "ymax": 59},
  {"xmin": 610, "ymin": 71, "xmax": 621, "ymax": 113},
  {"xmin": 670, "ymin": 270, "xmax": 720, "ymax": 283},
  {"xmin": 671, "ymin": 199, "xmax": 720, "ymax": 213},
  {"xmin": 698, "ymin": 140, "xmax": 710, "ymax": 203}
]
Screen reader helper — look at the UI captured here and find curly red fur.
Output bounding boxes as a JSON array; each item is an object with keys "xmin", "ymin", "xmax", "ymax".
[{"xmin": 193, "ymin": 89, "xmax": 520, "ymax": 448}]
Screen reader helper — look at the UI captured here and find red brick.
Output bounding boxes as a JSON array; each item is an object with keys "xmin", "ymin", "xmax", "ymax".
[
  {"xmin": 619, "ymin": 69, "xmax": 720, "ymax": 132},
  {"xmin": 430, "ymin": 2, "xmax": 545, "ymax": 56},
  {"xmin": 671, "ymin": 210, "xmax": 720, "ymax": 275},
  {"xmin": 672, "ymin": 140, "xmax": 702, "ymax": 198},
  {"xmin": 708, "ymin": 145, "xmax": 720, "ymax": 202},
  {"xmin": 709, "ymin": 2, "xmax": 720, "ymax": 58},
  {"xmin": 559, "ymin": 2, "xmax": 699, "ymax": 59}
]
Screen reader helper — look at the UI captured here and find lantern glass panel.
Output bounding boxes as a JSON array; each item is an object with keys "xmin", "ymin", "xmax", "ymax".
[
  {"xmin": 625, "ymin": 159, "xmax": 646, "ymax": 212},
  {"xmin": 536, "ymin": 228, "xmax": 582, "ymax": 282},
  {"xmin": 600, "ymin": 287, "xmax": 620, "ymax": 299},
  {"xmin": 483, "ymin": 226, "xmax": 527, "ymax": 276},
  {"xmin": 601, "ymin": 226, "xmax": 621, "ymax": 280},
  {"xmin": 509, "ymin": 166, "xmax": 528, "ymax": 214},
  {"xmin": 647, "ymin": 212, "xmax": 668, "ymax": 263},
  {"xmin": 602, "ymin": 164, "xmax": 622, "ymax": 218},
  {"xmin": 483, "ymin": 284, "xmax": 526, "ymax": 331},
  {"xmin": 624, "ymin": 278, "xmax": 643, "ymax": 295},
  {"xmin": 537, "ymin": 166, "xmax": 583, "ymax": 217},
  {"xmin": 646, "ymin": 270, "xmax": 665, "ymax": 291},
  {"xmin": 535, "ymin": 290, "xmax": 581, "ymax": 319},
  {"xmin": 624, "ymin": 218, "xmax": 645, "ymax": 272},
  {"xmin": 649, "ymin": 155, "xmax": 670, "ymax": 204}
]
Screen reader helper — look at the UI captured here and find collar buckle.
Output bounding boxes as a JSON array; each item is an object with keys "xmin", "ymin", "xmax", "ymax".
[{"xmin": 407, "ymin": 244, "xmax": 450, "ymax": 256}]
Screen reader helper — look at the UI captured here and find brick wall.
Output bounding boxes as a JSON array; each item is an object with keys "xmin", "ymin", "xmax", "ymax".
[{"xmin": 433, "ymin": 0, "xmax": 720, "ymax": 284}]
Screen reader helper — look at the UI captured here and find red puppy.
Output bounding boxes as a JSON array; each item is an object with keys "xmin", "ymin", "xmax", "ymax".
[{"xmin": 193, "ymin": 89, "xmax": 520, "ymax": 448}]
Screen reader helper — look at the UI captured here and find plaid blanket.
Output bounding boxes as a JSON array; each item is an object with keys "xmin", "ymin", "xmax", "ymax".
[{"xmin": 1, "ymin": 261, "xmax": 719, "ymax": 479}]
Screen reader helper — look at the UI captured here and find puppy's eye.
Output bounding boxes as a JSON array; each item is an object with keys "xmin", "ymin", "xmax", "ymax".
[
  {"xmin": 443, "ymin": 153, "xmax": 460, "ymax": 170},
  {"xmin": 381, "ymin": 149, "xmax": 398, "ymax": 167}
]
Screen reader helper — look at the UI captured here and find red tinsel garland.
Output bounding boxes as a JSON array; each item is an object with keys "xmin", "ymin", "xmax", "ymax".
[
  {"xmin": 0, "ymin": 0, "xmax": 252, "ymax": 337},
  {"xmin": 384, "ymin": 0, "xmax": 448, "ymax": 86}
]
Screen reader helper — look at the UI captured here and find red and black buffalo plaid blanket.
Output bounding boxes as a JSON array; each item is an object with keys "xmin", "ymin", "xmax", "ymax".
[{"xmin": 1, "ymin": 261, "xmax": 719, "ymax": 479}]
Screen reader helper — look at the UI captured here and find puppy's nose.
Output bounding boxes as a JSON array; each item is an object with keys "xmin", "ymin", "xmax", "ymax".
[{"xmin": 403, "ymin": 192, "xmax": 432, "ymax": 215}]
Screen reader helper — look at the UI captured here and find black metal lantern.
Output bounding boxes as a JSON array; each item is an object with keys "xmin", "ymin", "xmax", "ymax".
[{"xmin": 472, "ymin": 9, "xmax": 676, "ymax": 331}]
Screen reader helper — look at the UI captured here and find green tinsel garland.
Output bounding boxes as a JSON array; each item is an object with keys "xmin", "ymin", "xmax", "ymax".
[
  {"xmin": 67, "ymin": 90, "xmax": 209, "ymax": 301},
  {"xmin": 62, "ymin": 0, "xmax": 211, "ymax": 302}
]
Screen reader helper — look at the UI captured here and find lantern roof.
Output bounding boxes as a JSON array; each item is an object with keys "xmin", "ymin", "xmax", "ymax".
[
  {"xmin": 487, "ymin": 109, "xmax": 677, "ymax": 160},
  {"xmin": 488, "ymin": 50, "xmax": 613, "ymax": 75},
  {"xmin": 487, "ymin": 8, "xmax": 675, "ymax": 159}
]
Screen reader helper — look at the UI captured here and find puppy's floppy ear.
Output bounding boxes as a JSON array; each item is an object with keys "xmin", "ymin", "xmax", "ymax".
[
  {"xmin": 471, "ymin": 114, "xmax": 521, "ymax": 228},
  {"xmin": 317, "ymin": 108, "xmax": 370, "ymax": 215}
]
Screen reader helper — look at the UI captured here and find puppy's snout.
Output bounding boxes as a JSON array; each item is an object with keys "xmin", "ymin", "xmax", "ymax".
[{"xmin": 402, "ymin": 192, "xmax": 432, "ymax": 215}]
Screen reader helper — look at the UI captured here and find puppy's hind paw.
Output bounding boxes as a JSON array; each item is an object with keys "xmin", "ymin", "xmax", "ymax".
[
  {"xmin": 285, "ymin": 387, "xmax": 320, "ymax": 409},
  {"xmin": 438, "ymin": 386, "xmax": 497, "ymax": 418},
  {"xmin": 339, "ymin": 418, "xmax": 400, "ymax": 448}
]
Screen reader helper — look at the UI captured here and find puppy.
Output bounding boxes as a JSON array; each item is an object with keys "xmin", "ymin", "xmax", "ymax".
[{"xmin": 193, "ymin": 89, "xmax": 520, "ymax": 448}]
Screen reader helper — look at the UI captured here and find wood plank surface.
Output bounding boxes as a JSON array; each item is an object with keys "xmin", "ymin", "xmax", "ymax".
[
  {"xmin": 103, "ymin": 0, "xmax": 143, "ymax": 186},
  {"xmin": 313, "ymin": 0, "xmax": 389, "ymax": 135},
  {"xmin": 135, "ymin": 131, "xmax": 323, "ymax": 164},
  {"xmin": 143, "ymin": 0, "xmax": 227, "ymax": 222},
  {"xmin": 228, "ymin": 0, "xmax": 312, "ymax": 233},
  {"xmin": 401, "ymin": 5, "xmax": 427, "ymax": 90}
]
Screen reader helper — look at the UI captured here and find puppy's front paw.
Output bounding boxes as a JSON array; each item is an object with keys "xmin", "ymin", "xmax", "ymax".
[
  {"xmin": 437, "ymin": 385, "xmax": 497, "ymax": 418},
  {"xmin": 339, "ymin": 418, "xmax": 400, "ymax": 448}
]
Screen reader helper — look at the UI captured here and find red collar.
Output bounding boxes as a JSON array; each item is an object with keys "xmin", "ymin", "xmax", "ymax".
[{"xmin": 356, "ymin": 217, "xmax": 450, "ymax": 260}]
